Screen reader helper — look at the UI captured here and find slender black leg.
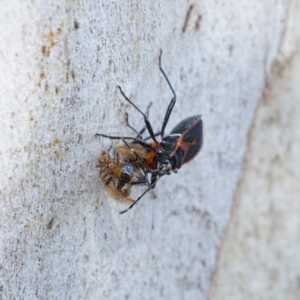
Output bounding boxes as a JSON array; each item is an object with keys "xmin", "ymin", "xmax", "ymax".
[
  {"xmin": 138, "ymin": 126, "xmax": 147, "ymax": 137},
  {"xmin": 131, "ymin": 179, "xmax": 148, "ymax": 185},
  {"xmin": 95, "ymin": 133, "xmax": 157, "ymax": 154},
  {"xmin": 132, "ymin": 169, "xmax": 150, "ymax": 187},
  {"xmin": 119, "ymin": 176, "xmax": 160, "ymax": 214},
  {"xmin": 144, "ymin": 131, "xmax": 161, "ymax": 141},
  {"xmin": 137, "ymin": 101, "xmax": 152, "ymax": 136},
  {"xmin": 125, "ymin": 112, "xmax": 142, "ymax": 138},
  {"xmin": 150, "ymin": 173, "xmax": 157, "ymax": 189},
  {"xmin": 96, "ymin": 133, "xmax": 137, "ymax": 141},
  {"xmin": 125, "ymin": 102, "xmax": 152, "ymax": 138},
  {"xmin": 159, "ymin": 50, "xmax": 177, "ymax": 138},
  {"xmin": 117, "ymin": 86, "xmax": 159, "ymax": 144}
]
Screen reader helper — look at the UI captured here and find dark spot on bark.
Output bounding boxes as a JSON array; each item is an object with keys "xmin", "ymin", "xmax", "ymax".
[
  {"xmin": 195, "ymin": 15, "xmax": 202, "ymax": 31},
  {"xmin": 74, "ymin": 20, "xmax": 79, "ymax": 29},
  {"xmin": 182, "ymin": 4, "xmax": 194, "ymax": 33},
  {"xmin": 228, "ymin": 44, "xmax": 234, "ymax": 57},
  {"xmin": 42, "ymin": 45, "xmax": 47, "ymax": 56},
  {"xmin": 47, "ymin": 218, "xmax": 54, "ymax": 230}
]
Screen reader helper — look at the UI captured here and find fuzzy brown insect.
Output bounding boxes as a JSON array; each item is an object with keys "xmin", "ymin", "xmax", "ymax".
[{"xmin": 97, "ymin": 149, "xmax": 147, "ymax": 203}]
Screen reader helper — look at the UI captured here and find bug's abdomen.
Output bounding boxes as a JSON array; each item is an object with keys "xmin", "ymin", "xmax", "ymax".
[{"xmin": 170, "ymin": 115, "xmax": 203, "ymax": 165}]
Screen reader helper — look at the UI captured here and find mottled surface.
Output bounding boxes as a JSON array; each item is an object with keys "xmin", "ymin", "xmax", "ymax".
[
  {"xmin": 0, "ymin": 1, "xmax": 288, "ymax": 299},
  {"xmin": 210, "ymin": 0, "xmax": 300, "ymax": 299}
]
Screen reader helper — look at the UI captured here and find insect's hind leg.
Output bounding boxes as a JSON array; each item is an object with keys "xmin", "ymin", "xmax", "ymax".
[{"xmin": 159, "ymin": 50, "xmax": 177, "ymax": 138}]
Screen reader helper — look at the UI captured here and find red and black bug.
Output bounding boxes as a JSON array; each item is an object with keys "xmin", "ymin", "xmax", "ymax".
[{"xmin": 96, "ymin": 50, "xmax": 203, "ymax": 213}]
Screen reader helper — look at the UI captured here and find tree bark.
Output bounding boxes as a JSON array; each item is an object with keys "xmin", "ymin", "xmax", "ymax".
[
  {"xmin": 210, "ymin": 1, "xmax": 300, "ymax": 299},
  {"xmin": 0, "ymin": 1, "xmax": 291, "ymax": 299}
]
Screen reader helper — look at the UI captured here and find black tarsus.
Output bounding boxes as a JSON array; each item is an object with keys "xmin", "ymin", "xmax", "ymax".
[{"xmin": 159, "ymin": 49, "xmax": 177, "ymax": 138}]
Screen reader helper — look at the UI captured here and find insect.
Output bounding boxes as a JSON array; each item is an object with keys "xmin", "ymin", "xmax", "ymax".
[
  {"xmin": 96, "ymin": 149, "xmax": 147, "ymax": 203},
  {"xmin": 96, "ymin": 50, "xmax": 203, "ymax": 213}
]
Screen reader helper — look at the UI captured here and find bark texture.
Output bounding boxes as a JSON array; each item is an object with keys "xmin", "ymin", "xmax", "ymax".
[
  {"xmin": 210, "ymin": 0, "xmax": 300, "ymax": 299},
  {"xmin": 0, "ymin": 1, "xmax": 290, "ymax": 299}
]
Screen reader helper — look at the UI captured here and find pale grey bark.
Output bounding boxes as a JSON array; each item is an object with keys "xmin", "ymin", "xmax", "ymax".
[
  {"xmin": 0, "ymin": 1, "xmax": 291, "ymax": 299},
  {"xmin": 210, "ymin": 1, "xmax": 300, "ymax": 299}
]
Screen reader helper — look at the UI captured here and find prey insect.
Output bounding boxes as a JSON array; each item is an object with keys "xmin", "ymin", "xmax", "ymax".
[
  {"xmin": 96, "ymin": 148, "xmax": 148, "ymax": 203},
  {"xmin": 96, "ymin": 50, "xmax": 203, "ymax": 214}
]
